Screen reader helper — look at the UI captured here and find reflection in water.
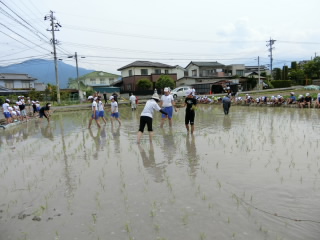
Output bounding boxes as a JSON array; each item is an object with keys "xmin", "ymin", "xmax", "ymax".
[
  {"xmin": 111, "ymin": 124, "xmax": 120, "ymax": 153},
  {"xmin": 185, "ymin": 134, "xmax": 199, "ymax": 177},
  {"xmin": 89, "ymin": 128, "xmax": 101, "ymax": 160},
  {"xmin": 138, "ymin": 143, "xmax": 164, "ymax": 182},
  {"xmin": 40, "ymin": 124, "xmax": 54, "ymax": 141},
  {"xmin": 160, "ymin": 128, "xmax": 176, "ymax": 164},
  {"xmin": 222, "ymin": 115, "xmax": 231, "ymax": 130}
]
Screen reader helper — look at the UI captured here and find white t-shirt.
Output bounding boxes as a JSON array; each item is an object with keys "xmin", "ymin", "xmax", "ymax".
[
  {"xmin": 160, "ymin": 94, "xmax": 174, "ymax": 107},
  {"xmin": 98, "ymin": 100, "xmax": 104, "ymax": 111},
  {"xmin": 129, "ymin": 95, "xmax": 136, "ymax": 104},
  {"xmin": 2, "ymin": 103, "xmax": 9, "ymax": 113},
  {"xmin": 140, "ymin": 99, "xmax": 161, "ymax": 118},
  {"xmin": 92, "ymin": 101, "xmax": 98, "ymax": 111},
  {"xmin": 111, "ymin": 101, "xmax": 118, "ymax": 113}
]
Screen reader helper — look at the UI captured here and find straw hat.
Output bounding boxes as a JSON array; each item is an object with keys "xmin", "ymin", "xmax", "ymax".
[{"xmin": 151, "ymin": 93, "xmax": 160, "ymax": 101}]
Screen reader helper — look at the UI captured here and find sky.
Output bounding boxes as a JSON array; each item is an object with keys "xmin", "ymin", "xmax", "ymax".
[{"xmin": 1, "ymin": 0, "xmax": 320, "ymax": 75}]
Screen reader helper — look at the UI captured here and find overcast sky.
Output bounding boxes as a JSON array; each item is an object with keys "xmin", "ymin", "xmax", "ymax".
[{"xmin": 1, "ymin": 0, "xmax": 320, "ymax": 74}]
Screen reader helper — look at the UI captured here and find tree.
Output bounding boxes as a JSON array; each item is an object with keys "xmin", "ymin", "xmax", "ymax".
[
  {"xmin": 155, "ymin": 75, "xmax": 175, "ymax": 90},
  {"xmin": 303, "ymin": 56, "xmax": 320, "ymax": 79},
  {"xmin": 273, "ymin": 68, "xmax": 282, "ymax": 80},
  {"xmin": 137, "ymin": 78, "xmax": 152, "ymax": 90},
  {"xmin": 282, "ymin": 66, "xmax": 289, "ymax": 80}
]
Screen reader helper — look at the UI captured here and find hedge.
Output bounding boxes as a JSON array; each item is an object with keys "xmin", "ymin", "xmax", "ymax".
[{"xmin": 270, "ymin": 80, "xmax": 292, "ymax": 88}]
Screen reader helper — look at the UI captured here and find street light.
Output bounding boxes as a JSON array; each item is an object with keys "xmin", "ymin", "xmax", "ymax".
[{"xmin": 68, "ymin": 52, "xmax": 85, "ymax": 102}]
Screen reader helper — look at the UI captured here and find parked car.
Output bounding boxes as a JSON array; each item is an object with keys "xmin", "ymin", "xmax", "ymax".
[{"xmin": 170, "ymin": 86, "xmax": 192, "ymax": 99}]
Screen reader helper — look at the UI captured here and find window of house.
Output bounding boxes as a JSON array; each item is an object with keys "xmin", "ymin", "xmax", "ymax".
[
  {"xmin": 129, "ymin": 70, "xmax": 133, "ymax": 76},
  {"xmin": 5, "ymin": 81, "xmax": 14, "ymax": 89},
  {"xmin": 126, "ymin": 84, "xmax": 132, "ymax": 90},
  {"xmin": 155, "ymin": 69, "xmax": 161, "ymax": 74},
  {"xmin": 90, "ymin": 78, "xmax": 96, "ymax": 84},
  {"xmin": 22, "ymin": 82, "xmax": 30, "ymax": 88},
  {"xmin": 165, "ymin": 69, "xmax": 169, "ymax": 74},
  {"xmin": 100, "ymin": 78, "xmax": 106, "ymax": 84},
  {"xmin": 236, "ymin": 70, "xmax": 244, "ymax": 76},
  {"xmin": 141, "ymin": 69, "xmax": 148, "ymax": 75},
  {"xmin": 109, "ymin": 78, "xmax": 114, "ymax": 81},
  {"xmin": 192, "ymin": 69, "xmax": 197, "ymax": 77}
]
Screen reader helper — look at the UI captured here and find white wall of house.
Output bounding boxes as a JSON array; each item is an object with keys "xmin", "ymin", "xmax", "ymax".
[
  {"xmin": 227, "ymin": 64, "xmax": 245, "ymax": 76},
  {"xmin": 176, "ymin": 78, "xmax": 196, "ymax": 86},
  {"xmin": 0, "ymin": 80, "xmax": 34, "ymax": 89},
  {"xmin": 171, "ymin": 66, "xmax": 185, "ymax": 80},
  {"xmin": 120, "ymin": 67, "xmax": 174, "ymax": 77},
  {"xmin": 83, "ymin": 77, "xmax": 117, "ymax": 86},
  {"xmin": 186, "ymin": 64, "xmax": 199, "ymax": 77}
]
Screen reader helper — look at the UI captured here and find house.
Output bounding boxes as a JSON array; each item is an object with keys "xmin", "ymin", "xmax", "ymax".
[
  {"xmin": 245, "ymin": 65, "xmax": 270, "ymax": 75},
  {"xmin": 78, "ymin": 71, "xmax": 121, "ymax": 87},
  {"xmin": 0, "ymin": 73, "xmax": 37, "ymax": 89},
  {"xmin": 117, "ymin": 61, "xmax": 178, "ymax": 92},
  {"xmin": 175, "ymin": 62, "xmax": 245, "ymax": 94}
]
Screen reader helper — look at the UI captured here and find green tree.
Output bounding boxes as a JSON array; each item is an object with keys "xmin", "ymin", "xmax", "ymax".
[
  {"xmin": 282, "ymin": 66, "xmax": 289, "ymax": 80},
  {"xmin": 137, "ymin": 78, "xmax": 152, "ymax": 90},
  {"xmin": 303, "ymin": 56, "xmax": 320, "ymax": 79},
  {"xmin": 273, "ymin": 68, "xmax": 282, "ymax": 80},
  {"xmin": 155, "ymin": 75, "xmax": 175, "ymax": 90},
  {"xmin": 291, "ymin": 61, "xmax": 297, "ymax": 70}
]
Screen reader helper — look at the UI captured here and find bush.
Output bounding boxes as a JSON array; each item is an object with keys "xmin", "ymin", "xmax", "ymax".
[{"xmin": 270, "ymin": 80, "xmax": 292, "ymax": 88}]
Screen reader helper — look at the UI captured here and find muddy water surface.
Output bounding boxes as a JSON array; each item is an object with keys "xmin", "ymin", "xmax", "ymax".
[{"xmin": 0, "ymin": 105, "xmax": 320, "ymax": 240}]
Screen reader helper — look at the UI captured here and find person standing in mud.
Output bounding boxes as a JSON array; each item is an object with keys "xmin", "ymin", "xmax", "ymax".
[
  {"xmin": 137, "ymin": 93, "xmax": 168, "ymax": 144},
  {"xmin": 160, "ymin": 87, "xmax": 177, "ymax": 128},
  {"xmin": 97, "ymin": 96, "xmax": 107, "ymax": 124},
  {"xmin": 129, "ymin": 93, "xmax": 137, "ymax": 111},
  {"xmin": 109, "ymin": 96, "xmax": 121, "ymax": 126},
  {"xmin": 88, "ymin": 96, "xmax": 101, "ymax": 128},
  {"xmin": 183, "ymin": 90, "xmax": 197, "ymax": 134},
  {"xmin": 39, "ymin": 103, "xmax": 51, "ymax": 122},
  {"xmin": 222, "ymin": 95, "xmax": 231, "ymax": 115}
]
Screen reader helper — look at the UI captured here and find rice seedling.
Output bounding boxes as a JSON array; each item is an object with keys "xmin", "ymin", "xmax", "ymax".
[{"xmin": 200, "ymin": 232, "xmax": 206, "ymax": 240}]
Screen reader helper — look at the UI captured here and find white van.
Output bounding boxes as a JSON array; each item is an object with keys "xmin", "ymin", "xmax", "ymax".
[{"xmin": 170, "ymin": 86, "xmax": 192, "ymax": 99}]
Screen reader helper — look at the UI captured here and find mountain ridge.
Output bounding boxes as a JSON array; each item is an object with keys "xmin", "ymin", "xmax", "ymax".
[{"xmin": 0, "ymin": 59, "xmax": 95, "ymax": 88}]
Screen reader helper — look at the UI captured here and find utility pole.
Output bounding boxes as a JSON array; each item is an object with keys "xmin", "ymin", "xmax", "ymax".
[
  {"xmin": 45, "ymin": 11, "xmax": 62, "ymax": 104},
  {"xmin": 258, "ymin": 56, "xmax": 260, "ymax": 90},
  {"xmin": 68, "ymin": 52, "xmax": 85, "ymax": 102},
  {"xmin": 266, "ymin": 38, "xmax": 276, "ymax": 80}
]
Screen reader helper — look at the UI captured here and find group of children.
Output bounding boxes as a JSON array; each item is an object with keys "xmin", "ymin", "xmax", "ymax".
[
  {"xmin": 232, "ymin": 92, "xmax": 320, "ymax": 108},
  {"xmin": 1, "ymin": 96, "xmax": 52, "ymax": 124},
  {"xmin": 88, "ymin": 95, "xmax": 121, "ymax": 128}
]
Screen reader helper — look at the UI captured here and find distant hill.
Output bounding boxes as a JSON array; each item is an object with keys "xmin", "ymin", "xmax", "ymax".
[{"xmin": 0, "ymin": 59, "xmax": 94, "ymax": 88}]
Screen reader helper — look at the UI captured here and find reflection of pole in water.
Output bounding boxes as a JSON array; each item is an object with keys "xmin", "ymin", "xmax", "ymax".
[
  {"xmin": 138, "ymin": 143, "xmax": 164, "ymax": 183},
  {"xmin": 58, "ymin": 114, "xmax": 75, "ymax": 198}
]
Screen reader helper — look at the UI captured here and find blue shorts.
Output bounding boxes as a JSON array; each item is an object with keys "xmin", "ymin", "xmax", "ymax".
[
  {"xmin": 162, "ymin": 106, "xmax": 173, "ymax": 119},
  {"xmin": 36, "ymin": 107, "xmax": 40, "ymax": 112},
  {"xmin": 91, "ymin": 112, "xmax": 99, "ymax": 120},
  {"xmin": 98, "ymin": 111, "xmax": 105, "ymax": 117},
  {"xmin": 111, "ymin": 112, "xmax": 120, "ymax": 118},
  {"xmin": 4, "ymin": 112, "xmax": 11, "ymax": 118}
]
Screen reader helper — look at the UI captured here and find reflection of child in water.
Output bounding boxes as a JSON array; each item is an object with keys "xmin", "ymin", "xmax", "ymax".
[{"xmin": 89, "ymin": 128, "xmax": 101, "ymax": 159}]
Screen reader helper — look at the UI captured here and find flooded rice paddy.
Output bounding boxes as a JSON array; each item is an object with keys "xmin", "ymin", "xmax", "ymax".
[{"xmin": 0, "ymin": 105, "xmax": 320, "ymax": 240}]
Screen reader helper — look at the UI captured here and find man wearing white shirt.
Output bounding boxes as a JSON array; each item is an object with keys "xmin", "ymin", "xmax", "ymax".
[
  {"xmin": 160, "ymin": 87, "xmax": 177, "ymax": 128},
  {"xmin": 129, "ymin": 93, "xmax": 137, "ymax": 111}
]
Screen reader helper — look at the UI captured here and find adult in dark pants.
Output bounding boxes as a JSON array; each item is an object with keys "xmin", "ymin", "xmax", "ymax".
[
  {"xmin": 103, "ymin": 92, "xmax": 107, "ymax": 104},
  {"xmin": 183, "ymin": 90, "xmax": 197, "ymax": 134},
  {"xmin": 222, "ymin": 95, "xmax": 231, "ymax": 115},
  {"xmin": 39, "ymin": 103, "xmax": 51, "ymax": 122}
]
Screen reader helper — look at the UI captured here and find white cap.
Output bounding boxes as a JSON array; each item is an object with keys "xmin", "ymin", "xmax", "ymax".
[
  {"xmin": 109, "ymin": 96, "xmax": 114, "ymax": 100},
  {"xmin": 93, "ymin": 97, "xmax": 98, "ymax": 101},
  {"xmin": 164, "ymin": 87, "xmax": 169, "ymax": 92},
  {"xmin": 306, "ymin": 93, "xmax": 310, "ymax": 96},
  {"xmin": 6, "ymin": 99, "xmax": 10, "ymax": 102},
  {"xmin": 87, "ymin": 96, "xmax": 93, "ymax": 100},
  {"xmin": 290, "ymin": 92, "xmax": 295, "ymax": 95}
]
